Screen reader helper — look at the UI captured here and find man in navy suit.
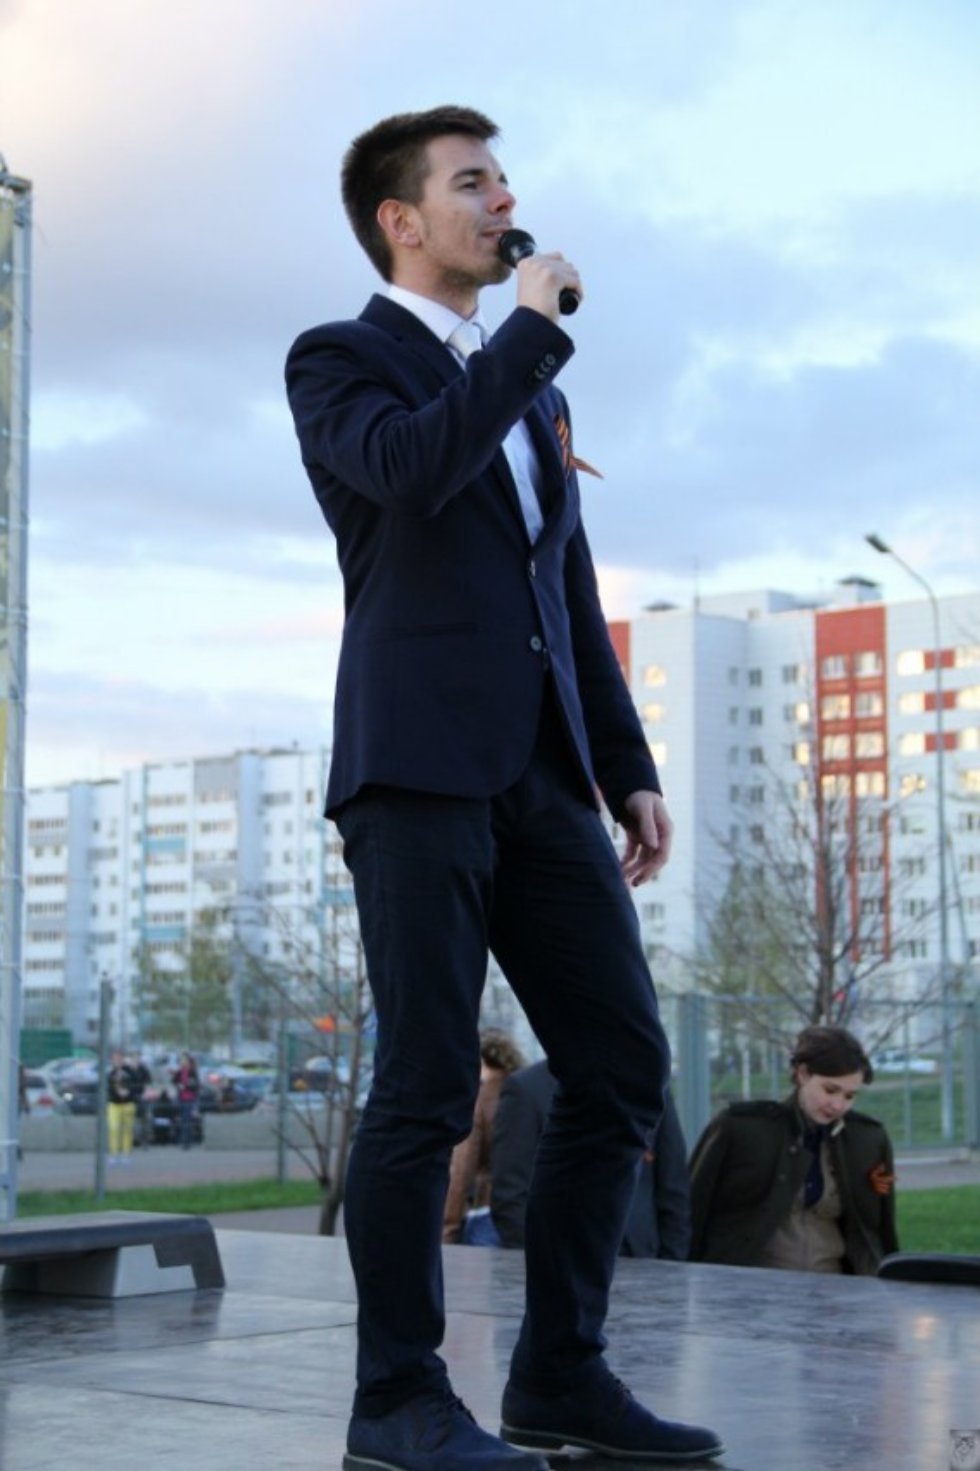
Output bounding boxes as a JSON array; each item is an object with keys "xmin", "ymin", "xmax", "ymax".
[{"xmin": 286, "ymin": 105, "xmax": 723, "ymax": 1471}]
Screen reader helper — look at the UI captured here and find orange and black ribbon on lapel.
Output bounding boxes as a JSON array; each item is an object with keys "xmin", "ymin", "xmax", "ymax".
[{"xmin": 554, "ymin": 413, "xmax": 604, "ymax": 479}]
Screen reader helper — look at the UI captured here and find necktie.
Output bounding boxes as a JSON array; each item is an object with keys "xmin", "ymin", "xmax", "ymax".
[{"xmin": 448, "ymin": 320, "xmax": 485, "ymax": 360}]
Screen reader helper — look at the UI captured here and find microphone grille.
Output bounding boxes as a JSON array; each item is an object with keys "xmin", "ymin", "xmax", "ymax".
[{"xmin": 497, "ymin": 229, "xmax": 536, "ymax": 266}]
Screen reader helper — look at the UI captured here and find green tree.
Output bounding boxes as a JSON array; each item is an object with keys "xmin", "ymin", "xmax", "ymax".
[{"xmin": 133, "ymin": 909, "xmax": 234, "ymax": 1051}]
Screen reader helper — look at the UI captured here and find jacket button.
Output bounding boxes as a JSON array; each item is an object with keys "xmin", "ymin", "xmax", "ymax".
[{"xmin": 529, "ymin": 635, "xmax": 544, "ymax": 653}]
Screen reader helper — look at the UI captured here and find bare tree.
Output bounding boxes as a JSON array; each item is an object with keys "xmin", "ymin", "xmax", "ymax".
[
  {"xmin": 688, "ymin": 742, "xmax": 943, "ymax": 1057},
  {"xmin": 232, "ymin": 896, "xmax": 373, "ymax": 1235}
]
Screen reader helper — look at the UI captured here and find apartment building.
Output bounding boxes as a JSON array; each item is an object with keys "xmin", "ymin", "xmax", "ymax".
[
  {"xmin": 23, "ymin": 748, "xmax": 345, "ymax": 1043},
  {"xmin": 611, "ymin": 581, "xmax": 980, "ymax": 998},
  {"xmin": 22, "ymin": 583, "xmax": 980, "ymax": 1043}
]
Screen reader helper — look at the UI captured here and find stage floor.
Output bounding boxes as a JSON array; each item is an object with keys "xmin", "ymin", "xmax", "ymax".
[{"xmin": 0, "ymin": 1227, "xmax": 975, "ymax": 1470}]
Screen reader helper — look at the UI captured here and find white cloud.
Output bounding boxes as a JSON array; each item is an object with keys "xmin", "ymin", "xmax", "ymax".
[{"xmin": 2, "ymin": 0, "xmax": 978, "ymax": 785}]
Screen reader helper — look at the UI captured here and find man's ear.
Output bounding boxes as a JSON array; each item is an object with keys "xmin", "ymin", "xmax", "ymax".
[{"xmin": 377, "ymin": 198, "xmax": 421, "ymax": 251}]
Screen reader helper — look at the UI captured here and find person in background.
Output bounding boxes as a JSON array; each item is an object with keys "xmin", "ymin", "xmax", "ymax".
[
  {"xmin": 17, "ymin": 1062, "xmax": 29, "ymax": 1161},
  {"xmin": 128, "ymin": 1052, "xmax": 153, "ymax": 1148},
  {"xmin": 107, "ymin": 1050, "xmax": 137, "ymax": 1164},
  {"xmin": 689, "ymin": 1024, "xmax": 898, "ymax": 1275},
  {"xmin": 443, "ymin": 1030, "xmax": 525, "ymax": 1245},
  {"xmin": 172, "ymin": 1052, "xmax": 200, "ymax": 1151},
  {"xmin": 491, "ymin": 1061, "xmax": 690, "ymax": 1259}
]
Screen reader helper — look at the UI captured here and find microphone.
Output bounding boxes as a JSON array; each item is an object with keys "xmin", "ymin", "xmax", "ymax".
[{"xmin": 497, "ymin": 228, "xmax": 580, "ymax": 316}]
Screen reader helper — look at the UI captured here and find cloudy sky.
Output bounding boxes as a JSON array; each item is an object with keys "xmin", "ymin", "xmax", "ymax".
[{"xmin": 2, "ymin": 0, "xmax": 978, "ymax": 788}]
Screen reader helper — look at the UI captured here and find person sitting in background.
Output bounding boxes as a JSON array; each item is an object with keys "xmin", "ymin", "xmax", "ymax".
[
  {"xmin": 491, "ymin": 1059, "xmax": 691, "ymax": 1259},
  {"xmin": 443, "ymin": 1030, "xmax": 525, "ymax": 1245},
  {"xmin": 689, "ymin": 1024, "xmax": 898, "ymax": 1275}
]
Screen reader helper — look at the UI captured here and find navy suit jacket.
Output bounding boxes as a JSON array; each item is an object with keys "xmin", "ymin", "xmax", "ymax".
[{"xmin": 285, "ymin": 294, "xmax": 659, "ymax": 819}]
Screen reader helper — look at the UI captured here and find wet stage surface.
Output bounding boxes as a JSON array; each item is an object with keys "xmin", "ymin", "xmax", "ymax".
[{"xmin": 0, "ymin": 1226, "xmax": 976, "ymax": 1469}]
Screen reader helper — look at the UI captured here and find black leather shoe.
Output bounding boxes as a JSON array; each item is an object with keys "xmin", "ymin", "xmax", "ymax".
[{"xmin": 500, "ymin": 1365, "xmax": 724, "ymax": 1462}]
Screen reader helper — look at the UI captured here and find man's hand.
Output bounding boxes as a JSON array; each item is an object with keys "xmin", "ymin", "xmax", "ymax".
[
  {"xmin": 620, "ymin": 791, "xmax": 673, "ymax": 887},
  {"xmin": 515, "ymin": 252, "xmax": 583, "ymax": 324}
]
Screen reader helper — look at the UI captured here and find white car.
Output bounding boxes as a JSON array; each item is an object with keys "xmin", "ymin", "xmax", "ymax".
[
  {"xmin": 871, "ymin": 1048, "xmax": 938, "ymax": 1076},
  {"xmin": 20, "ymin": 1068, "xmax": 63, "ymax": 1117}
]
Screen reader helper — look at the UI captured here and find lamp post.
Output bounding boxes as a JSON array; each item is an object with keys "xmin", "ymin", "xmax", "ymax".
[{"xmin": 866, "ymin": 533, "xmax": 954, "ymax": 1142}]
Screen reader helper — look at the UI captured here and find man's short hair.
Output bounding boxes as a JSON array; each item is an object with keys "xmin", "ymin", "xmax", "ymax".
[{"xmin": 341, "ymin": 105, "xmax": 500, "ymax": 280}]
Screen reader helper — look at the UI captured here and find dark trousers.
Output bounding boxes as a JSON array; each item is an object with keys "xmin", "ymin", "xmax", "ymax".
[{"xmin": 337, "ymin": 699, "xmax": 670, "ymax": 1416}]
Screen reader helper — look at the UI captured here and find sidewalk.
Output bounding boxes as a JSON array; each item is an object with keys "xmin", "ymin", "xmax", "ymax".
[{"xmin": 16, "ymin": 1145, "xmax": 315, "ymax": 1193}]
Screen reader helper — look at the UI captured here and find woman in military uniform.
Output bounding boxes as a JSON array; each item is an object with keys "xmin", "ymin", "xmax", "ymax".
[{"xmin": 689, "ymin": 1025, "xmax": 898, "ymax": 1275}]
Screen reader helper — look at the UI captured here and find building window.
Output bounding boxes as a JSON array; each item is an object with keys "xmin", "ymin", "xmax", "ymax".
[
  {"xmin": 792, "ymin": 741, "xmax": 811, "ymax": 765},
  {"xmin": 855, "ymin": 732, "xmax": 884, "ymax": 758},
  {"xmin": 749, "ymin": 825, "xmax": 765, "ymax": 844},
  {"xmin": 854, "ymin": 650, "xmax": 883, "ymax": 677},
  {"xmin": 643, "ymin": 664, "xmax": 667, "ymax": 688},
  {"xmin": 822, "ymin": 735, "xmax": 850, "ymax": 761},
  {"xmin": 749, "ymin": 746, "xmax": 764, "ymax": 765},
  {"xmin": 854, "ymin": 691, "xmax": 884, "ymax": 718},
  {"xmin": 959, "ymin": 728, "xmax": 980, "ymax": 751},
  {"xmin": 960, "ymin": 770, "xmax": 980, "ymax": 794},
  {"xmin": 821, "ymin": 655, "xmax": 848, "ymax": 679},
  {"xmin": 899, "ymin": 691, "xmax": 926, "ymax": 714},
  {"xmin": 855, "ymin": 771, "xmax": 886, "ymax": 798},
  {"xmin": 821, "ymin": 694, "xmax": 850, "ymax": 720},
  {"xmin": 728, "ymin": 667, "xmax": 739, "ymax": 686},
  {"xmin": 649, "ymin": 741, "xmax": 667, "ymax": 766},
  {"xmin": 900, "ymin": 773, "xmax": 927, "ymax": 796},
  {"xmin": 748, "ymin": 668, "xmax": 763, "ymax": 687},
  {"xmin": 821, "ymin": 774, "xmax": 851, "ymax": 797},
  {"xmin": 897, "ymin": 650, "xmax": 925, "ymax": 676},
  {"xmin": 782, "ymin": 664, "xmax": 802, "ymax": 684},
  {"xmin": 954, "ymin": 645, "xmax": 980, "ymax": 669},
  {"xmin": 899, "ymin": 732, "xmax": 926, "ymax": 756},
  {"xmin": 748, "ymin": 708, "xmax": 763, "ymax": 726},
  {"xmin": 958, "ymin": 685, "xmax": 980, "ymax": 710},
  {"xmin": 642, "ymin": 703, "xmax": 666, "ymax": 724}
]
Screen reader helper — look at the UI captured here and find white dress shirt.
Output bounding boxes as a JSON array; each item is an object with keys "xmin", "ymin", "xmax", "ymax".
[{"xmin": 387, "ymin": 284, "xmax": 546, "ymax": 542}]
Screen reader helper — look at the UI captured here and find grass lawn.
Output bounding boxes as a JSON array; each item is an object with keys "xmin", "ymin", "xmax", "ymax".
[
  {"xmin": 16, "ymin": 1176, "xmax": 324, "ymax": 1220},
  {"xmin": 895, "ymin": 1184, "xmax": 980, "ymax": 1255},
  {"xmin": 14, "ymin": 1177, "xmax": 979, "ymax": 1256}
]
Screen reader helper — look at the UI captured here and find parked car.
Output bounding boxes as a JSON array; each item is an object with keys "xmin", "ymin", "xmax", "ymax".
[
  {"xmin": 20, "ymin": 1068, "xmax": 62, "ymax": 1118},
  {"xmin": 871, "ymin": 1048, "xmax": 938, "ymax": 1076},
  {"xmin": 56, "ymin": 1076, "xmax": 100, "ymax": 1114}
]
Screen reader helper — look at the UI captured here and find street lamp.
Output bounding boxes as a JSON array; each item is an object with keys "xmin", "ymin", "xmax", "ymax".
[{"xmin": 866, "ymin": 533, "xmax": 954, "ymax": 1142}]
